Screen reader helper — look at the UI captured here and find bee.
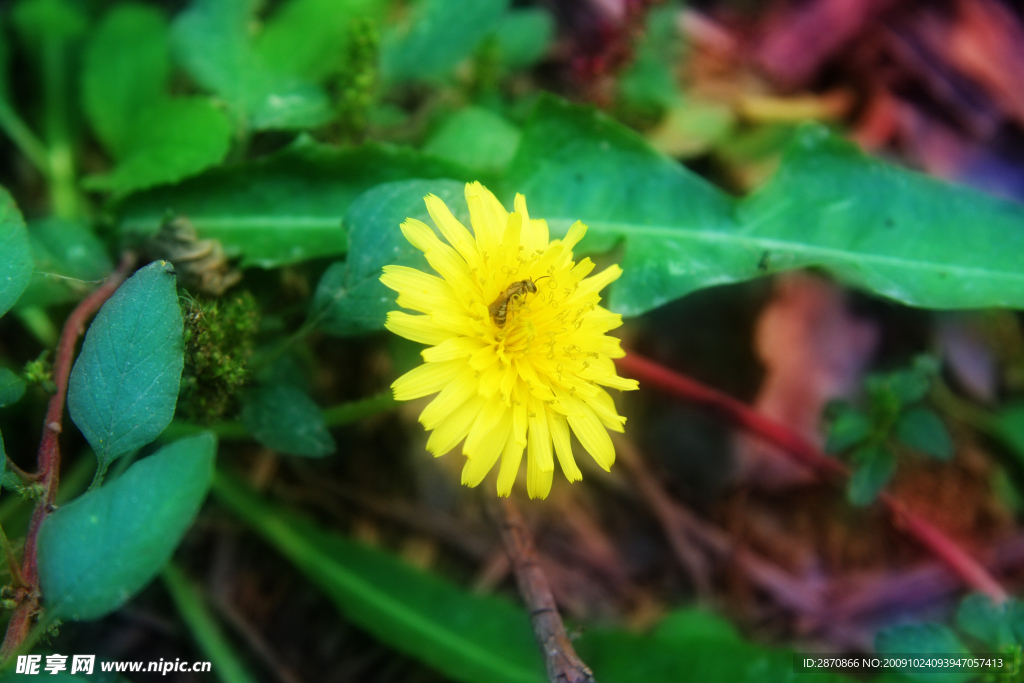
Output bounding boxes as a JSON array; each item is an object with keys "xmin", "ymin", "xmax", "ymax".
[{"xmin": 488, "ymin": 276, "xmax": 549, "ymax": 328}]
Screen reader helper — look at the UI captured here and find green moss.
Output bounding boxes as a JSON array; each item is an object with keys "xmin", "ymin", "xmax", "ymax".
[{"xmin": 179, "ymin": 292, "xmax": 259, "ymax": 423}]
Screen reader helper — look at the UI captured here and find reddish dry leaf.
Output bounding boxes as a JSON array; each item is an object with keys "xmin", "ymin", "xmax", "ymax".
[{"xmin": 734, "ymin": 273, "xmax": 878, "ymax": 489}]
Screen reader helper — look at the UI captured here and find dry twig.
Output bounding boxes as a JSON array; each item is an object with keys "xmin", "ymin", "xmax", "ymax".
[{"xmin": 490, "ymin": 495, "xmax": 596, "ymax": 683}]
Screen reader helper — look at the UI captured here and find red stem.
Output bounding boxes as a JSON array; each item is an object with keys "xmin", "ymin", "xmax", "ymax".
[
  {"xmin": 0, "ymin": 254, "xmax": 136, "ymax": 659},
  {"xmin": 615, "ymin": 351, "xmax": 1008, "ymax": 604}
]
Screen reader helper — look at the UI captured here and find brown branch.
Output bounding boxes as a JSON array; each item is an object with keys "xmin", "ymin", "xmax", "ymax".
[
  {"xmin": 490, "ymin": 495, "xmax": 596, "ymax": 683},
  {"xmin": 616, "ymin": 351, "xmax": 1008, "ymax": 604},
  {"xmin": 1, "ymin": 253, "xmax": 136, "ymax": 659}
]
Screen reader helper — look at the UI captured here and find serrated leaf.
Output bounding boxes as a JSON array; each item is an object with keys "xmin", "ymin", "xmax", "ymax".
[
  {"xmin": 81, "ymin": 3, "xmax": 170, "ymax": 157},
  {"xmin": 67, "ymin": 261, "xmax": 184, "ymax": 471},
  {"xmin": 212, "ymin": 472, "xmax": 545, "ymax": 683},
  {"xmin": 847, "ymin": 443, "xmax": 895, "ymax": 506},
  {"xmin": 37, "ymin": 433, "xmax": 216, "ymax": 621},
  {"xmin": 117, "ymin": 140, "xmax": 470, "ymax": 269},
  {"xmin": 896, "ymin": 407, "xmax": 953, "ymax": 460},
  {"xmin": 825, "ymin": 405, "xmax": 871, "ymax": 454},
  {"xmin": 309, "ymin": 179, "xmax": 464, "ymax": 336},
  {"xmin": 381, "ymin": 0, "xmax": 509, "ymax": 84},
  {"xmin": 423, "ymin": 107, "xmax": 521, "ymax": 177},
  {"xmin": 16, "ymin": 218, "xmax": 112, "ymax": 309},
  {"xmin": 956, "ymin": 593, "xmax": 1019, "ymax": 649},
  {"xmin": 504, "ymin": 96, "xmax": 1024, "ymax": 317},
  {"xmin": 875, "ymin": 623, "xmax": 973, "ymax": 683},
  {"xmin": 0, "ymin": 187, "xmax": 33, "ymax": 319},
  {"xmin": 0, "ymin": 368, "xmax": 25, "ymax": 407},
  {"xmin": 240, "ymin": 384, "xmax": 335, "ymax": 457},
  {"xmin": 172, "ymin": 0, "xmax": 330, "ymax": 130},
  {"xmin": 83, "ymin": 97, "xmax": 232, "ymax": 195}
]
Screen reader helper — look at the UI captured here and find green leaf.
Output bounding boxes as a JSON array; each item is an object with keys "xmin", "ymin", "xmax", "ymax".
[
  {"xmin": 83, "ymin": 97, "xmax": 232, "ymax": 195},
  {"xmin": 310, "ymin": 179, "xmax": 465, "ymax": 336},
  {"xmin": 67, "ymin": 261, "xmax": 185, "ymax": 472},
  {"xmin": 895, "ymin": 407, "xmax": 953, "ymax": 460},
  {"xmin": 255, "ymin": 0, "xmax": 386, "ymax": 81},
  {"xmin": 500, "ymin": 95, "xmax": 737, "ymax": 316},
  {"xmin": 847, "ymin": 443, "xmax": 895, "ymax": 506},
  {"xmin": 996, "ymin": 403, "xmax": 1024, "ymax": 466},
  {"xmin": 117, "ymin": 139, "xmax": 470, "ymax": 269},
  {"xmin": 172, "ymin": 0, "xmax": 330, "ymax": 130},
  {"xmin": 381, "ymin": 0, "xmax": 510, "ymax": 84},
  {"xmin": 577, "ymin": 622, "xmax": 847, "ymax": 683},
  {"xmin": 11, "ymin": 0, "xmax": 86, "ymax": 45},
  {"xmin": 651, "ymin": 609, "xmax": 742, "ymax": 644},
  {"xmin": 0, "ymin": 187, "xmax": 32, "ymax": 319},
  {"xmin": 240, "ymin": 384, "xmax": 335, "ymax": 457},
  {"xmin": 494, "ymin": 8, "xmax": 554, "ymax": 69},
  {"xmin": 505, "ymin": 96, "xmax": 1024, "ymax": 317},
  {"xmin": 875, "ymin": 623, "xmax": 973, "ymax": 683},
  {"xmin": 81, "ymin": 3, "xmax": 170, "ymax": 157},
  {"xmin": 212, "ymin": 472, "xmax": 546, "ymax": 683},
  {"xmin": 0, "ymin": 368, "xmax": 26, "ymax": 407},
  {"xmin": 881, "ymin": 367, "xmax": 931, "ymax": 405},
  {"xmin": 16, "ymin": 218, "xmax": 112, "ymax": 309},
  {"xmin": 825, "ymin": 405, "xmax": 871, "ymax": 454},
  {"xmin": 423, "ymin": 107, "xmax": 521, "ymax": 177},
  {"xmin": 956, "ymin": 593, "xmax": 1019, "ymax": 649},
  {"xmin": 738, "ymin": 125, "xmax": 1024, "ymax": 310},
  {"xmin": 37, "ymin": 433, "xmax": 216, "ymax": 621}
]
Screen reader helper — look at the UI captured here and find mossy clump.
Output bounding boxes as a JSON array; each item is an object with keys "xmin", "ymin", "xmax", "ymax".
[{"xmin": 180, "ymin": 291, "xmax": 259, "ymax": 423}]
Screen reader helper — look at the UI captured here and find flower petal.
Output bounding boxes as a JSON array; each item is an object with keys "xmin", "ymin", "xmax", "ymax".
[
  {"xmin": 419, "ymin": 366, "xmax": 478, "ymax": 430},
  {"xmin": 426, "ymin": 395, "xmax": 485, "ymax": 456},
  {"xmin": 527, "ymin": 449, "xmax": 554, "ymax": 499},
  {"xmin": 564, "ymin": 397, "xmax": 615, "ymax": 471},
  {"xmin": 462, "ymin": 410, "xmax": 511, "ymax": 487},
  {"xmin": 385, "ymin": 311, "xmax": 451, "ymax": 345},
  {"xmin": 392, "ymin": 360, "xmax": 464, "ymax": 400},
  {"xmin": 548, "ymin": 411, "xmax": 581, "ymax": 482},
  {"xmin": 496, "ymin": 430, "xmax": 525, "ymax": 497}
]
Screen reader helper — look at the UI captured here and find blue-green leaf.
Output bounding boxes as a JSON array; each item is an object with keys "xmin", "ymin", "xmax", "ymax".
[
  {"xmin": 895, "ymin": 407, "xmax": 953, "ymax": 460},
  {"xmin": 495, "ymin": 8, "xmax": 553, "ymax": 69},
  {"xmin": 67, "ymin": 261, "xmax": 184, "ymax": 471},
  {"xmin": 309, "ymin": 179, "xmax": 465, "ymax": 336},
  {"xmin": 381, "ymin": 0, "xmax": 509, "ymax": 84},
  {"xmin": 956, "ymin": 593, "xmax": 1019, "ymax": 649},
  {"xmin": 825, "ymin": 405, "xmax": 871, "ymax": 454},
  {"xmin": 0, "ymin": 368, "xmax": 25, "ymax": 407},
  {"xmin": 240, "ymin": 384, "xmax": 335, "ymax": 457},
  {"xmin": 0, "ymin": 187, "xmax": 33, "ymax": 319},
  {"xmin": 875, "ymin": 623, "xmax": 972, "ymax": 683},
  {"xmin": 16, "ymin": 218, "xmax": 112, "ymax": 309},
  {"xmin": 37, "ymin": 433, "xmax": 216, "ymax": 621},
  {"xmin": 847, "ymin": 443, "xmax": 895, "ymax": 506}
]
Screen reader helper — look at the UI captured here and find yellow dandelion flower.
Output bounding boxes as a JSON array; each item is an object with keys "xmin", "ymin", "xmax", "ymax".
[{"xmin": 381, "ymin": 182, "xmax": 639, "ymax": 499}]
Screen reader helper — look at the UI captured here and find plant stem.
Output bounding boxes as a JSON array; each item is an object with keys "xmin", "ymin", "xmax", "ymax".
[
  {"xmin": 164, "ymin": 390, "xmax": 397, "ymax": 442},
  {"xmin": 162, "ymin": 563, "xmax": 258, "ymax": 683},
  {"xmin": 488, "ymin": 494, "xmax": 596, "ymax": 683},
  {"xmin": 40, "ymin": 38, "xmax": 80, "ymax": 220},
  {"xmin": 0, "ymin": 101, "xmax": 48, "ymax": 174},
  {"xmin": 0, "ymin": 254, "xmax": 136, "ymax": 660},
  {"xmin": 616, "ymin": 351, "xmax": 1009, "ymax": 604}
]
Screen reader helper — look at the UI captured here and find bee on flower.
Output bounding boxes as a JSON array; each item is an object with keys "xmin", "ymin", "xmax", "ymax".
[{"xmin": 381, "ymin": 182, "xmax": 638, "ymax": 499}]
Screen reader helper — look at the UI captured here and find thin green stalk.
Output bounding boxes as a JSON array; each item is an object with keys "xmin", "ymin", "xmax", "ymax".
[
  {"xmin": 164, "ymin": 390, "xmax": 396, "ymax": 442},
  {"xmin": 14, "ymin": 308, "xmax": 59, "ymax": 348},
  {"xmin": 162, "ymin": 563, "xmax": 258, "ymax": 683},
  {"xmin": 0, "ymin": 101, "xmax": 48, "ymax": 173},
  {"xmin": 40, "ymin": 38, "xmax": 80, "ymax": 220}
]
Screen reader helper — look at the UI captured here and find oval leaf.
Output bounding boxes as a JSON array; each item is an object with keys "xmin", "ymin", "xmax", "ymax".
[
  {"xmin": 0, "ymin": 368, "xmax": 26, "ymax": 407},
  {"xmin": 37, "ymin": 433, "xmax": 216, "ymax": 621},
  {"xmin": 68, "ymin": 261, "xmax": 184, "ymax": 471},
  {"xmin": 895, "ymin": 407, "xmax": 953, "ymax": 460},
  {"xmin": 847, "ymin": 443, "xmax": 895, "ymax": 506},
  {"xmin": 0, "ymin": 188, "xmax": 33, "ymax": 319},
  {"xmin": 240, "ymin": 384, "xmax": 335, "ymax": 457},
  {"xmin": 309, "ymin": 178, "xmax": 466, "ymax": 336}
]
